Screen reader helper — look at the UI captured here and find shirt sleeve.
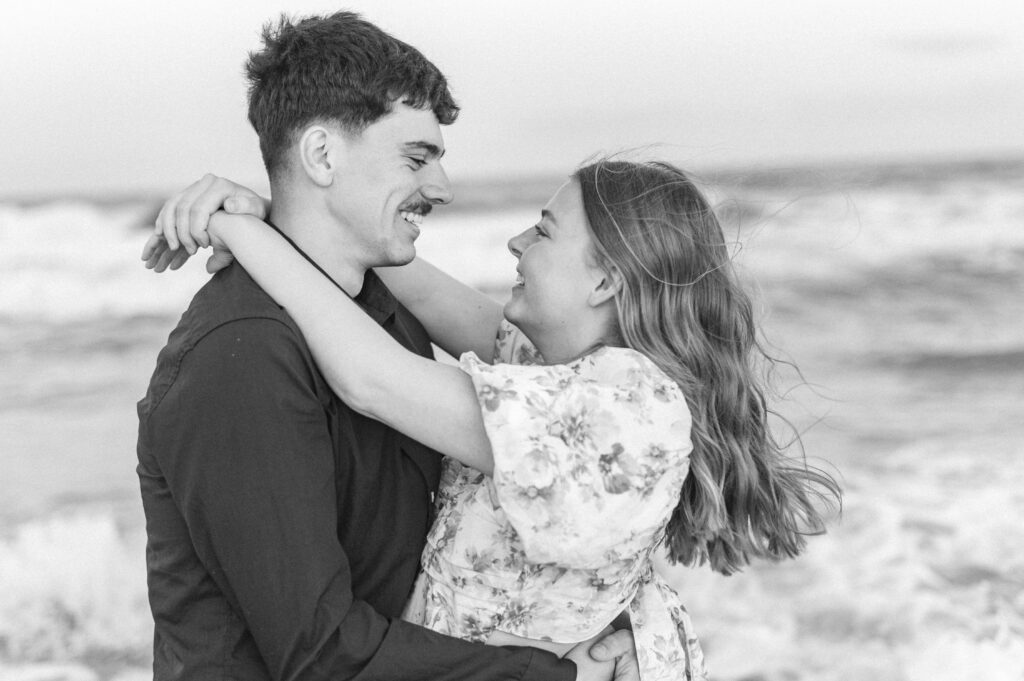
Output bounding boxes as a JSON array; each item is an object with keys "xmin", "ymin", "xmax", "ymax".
[
  {"xmin": 145, "ymin": 318, "xmax": 574, "ymax": 681},
  {"xmin": 460, "ymin": 347, "xmax": 693, "ymax": 570}
]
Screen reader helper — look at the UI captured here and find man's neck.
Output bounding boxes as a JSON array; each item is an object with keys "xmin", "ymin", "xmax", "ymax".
[{"xmin": 267, "ymin": 198, "xmax": 367, "ymax": 297}]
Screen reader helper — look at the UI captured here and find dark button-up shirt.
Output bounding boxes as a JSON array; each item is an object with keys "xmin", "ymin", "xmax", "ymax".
[{"xmin": 137, "ymin": 264, "xmax": 574, "ymax": 681}]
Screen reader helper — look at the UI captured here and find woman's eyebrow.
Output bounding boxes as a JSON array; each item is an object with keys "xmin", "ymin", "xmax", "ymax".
[{"xmin": 540, "ymin": 209, "xmax": 558, "ymax": 227}]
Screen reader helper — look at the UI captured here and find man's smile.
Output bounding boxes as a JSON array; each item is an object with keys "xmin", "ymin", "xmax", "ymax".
[{"xmin": 399, "ymin": 210, "xmax": 424, "ymax": 226}]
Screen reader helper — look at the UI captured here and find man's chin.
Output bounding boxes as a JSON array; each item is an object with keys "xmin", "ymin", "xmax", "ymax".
[{"xmin": 378, "ymin": 244, "xmax": 416, "ymax": 268}]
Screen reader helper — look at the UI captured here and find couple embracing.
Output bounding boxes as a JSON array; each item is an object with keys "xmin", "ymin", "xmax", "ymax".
[{"xmin": 137, "ymin": 11, "xmax": 838, "ymax": 681}]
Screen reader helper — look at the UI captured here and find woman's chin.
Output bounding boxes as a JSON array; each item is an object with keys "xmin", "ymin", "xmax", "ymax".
[
  {"xmin": 501, "ymin": 306, "xmax": 516, "ymax": 326},
  {"xmin": 502, "ymin": 296, "xmax": 525, "ymax": 325}
]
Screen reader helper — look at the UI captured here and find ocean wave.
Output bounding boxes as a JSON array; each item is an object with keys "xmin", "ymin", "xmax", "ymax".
[
  {"xmin": 875, "ymin": 348, "xmax": 1024, "ymax": 375},
  {"xmin": 701, "ymin": 157, "xmax": 1024, "ymax": 192},
  {"xmin": 4, "ymin": 163, "xmax": 1024, "ymax": 681},
  {"xmin": 3, "ymin": 160, "xmax": 1024, "ymax": 327},
  {"xmin": 5, "ymin": 449, "xmax": 1024, "ymax": 681},
  {"xmin": 0, "ymin": 511, "xmax": 150, "ymax": 664},
  {"xmin": 0, "ymin": 202, "xmax": 214, "ymax": 323},
  {"xmin": 658, "ymin": 434, "xmax": 1024, "ymax": 680}
]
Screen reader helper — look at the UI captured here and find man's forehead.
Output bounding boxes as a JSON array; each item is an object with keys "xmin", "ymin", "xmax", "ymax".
[{"xmin": 373, "ymin": 102, "xmax": 445, "ymax": 145}]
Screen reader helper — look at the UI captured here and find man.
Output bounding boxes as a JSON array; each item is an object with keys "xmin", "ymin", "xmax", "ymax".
[{"xmin": 138, "ymin": 12, "xmax": 633, "ymax": 681}]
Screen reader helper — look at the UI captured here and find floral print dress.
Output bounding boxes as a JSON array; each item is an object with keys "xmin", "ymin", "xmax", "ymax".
[{"xmin": 402, "ymin": 321, "xmax": 709, "ymax": 681}]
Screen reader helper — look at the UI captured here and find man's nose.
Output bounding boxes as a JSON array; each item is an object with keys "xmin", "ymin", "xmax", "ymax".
[{"xmin": 421, "ymin": 163, "xmax": 453, "ymax": 205}]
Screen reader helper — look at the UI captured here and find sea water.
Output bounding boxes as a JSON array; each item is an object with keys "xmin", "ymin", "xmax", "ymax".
[{"xmin": 1, "ymin": 160, "xmax": 1022, "ymax": 680}]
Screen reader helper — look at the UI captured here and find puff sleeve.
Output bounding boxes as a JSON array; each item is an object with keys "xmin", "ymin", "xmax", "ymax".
[{"xmin": 459, "ymin": 336, "xmax": 692, "ymax": 569}]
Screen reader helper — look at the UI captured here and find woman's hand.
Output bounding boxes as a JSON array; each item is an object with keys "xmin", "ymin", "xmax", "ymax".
[
  {"xmin": 155, "ymin": 174, "xmax": 268, "ymax": 252},
  {"xmin": 142, "ymin": 232, "xmax": 238, "ymax": 274},
  {"xmin": 142, "ymin": 210, "xmax": 245, "ymax": 274},
  {"xmin": 141, "ymin": 174, "xmax": 268, "ymax": 273}
]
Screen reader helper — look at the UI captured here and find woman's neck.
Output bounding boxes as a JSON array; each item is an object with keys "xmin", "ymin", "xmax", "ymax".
[{"xmin": 528, "ymin": 316, "xmax": 618, "ymax": 365}]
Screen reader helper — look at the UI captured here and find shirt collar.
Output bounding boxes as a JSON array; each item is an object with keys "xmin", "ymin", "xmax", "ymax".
[{"xmin": 355, "ymin": 270, "xmax": 397, "ymax": 325}]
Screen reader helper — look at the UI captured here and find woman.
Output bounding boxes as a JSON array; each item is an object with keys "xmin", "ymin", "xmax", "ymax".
[{"xmin": 146, "ymin": 159, "xmax": 840, "ymax": 681}]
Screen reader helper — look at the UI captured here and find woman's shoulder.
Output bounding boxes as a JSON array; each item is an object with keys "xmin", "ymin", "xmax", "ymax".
[
  {"xmin": 574, "ymin": 345, "xmax": 688, "ymax": 412},
  {"xmin": 462, "ymin": 321, "xmax": 687, "ymax": 408},
  {"xmin": 460, "ymin": 341, "xmax": 690, "ymax": 439},
  {"xmin": 484, "ymin": 321, "xmax": 683, "ymax": 384}
]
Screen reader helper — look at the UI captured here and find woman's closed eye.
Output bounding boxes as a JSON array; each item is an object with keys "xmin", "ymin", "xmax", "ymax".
[
  {"xmin": 533, "ymin": 224, "xmax": 548, "ymax": 238},
  {"xmin": 406, "ymin": 156, "xmax": 428, "ymax": 170}
]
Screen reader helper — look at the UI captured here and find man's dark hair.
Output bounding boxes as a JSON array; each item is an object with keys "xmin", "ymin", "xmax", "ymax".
[{"xmin": 245, "ymin": 11, "xmax": 459, "ymax": 180}]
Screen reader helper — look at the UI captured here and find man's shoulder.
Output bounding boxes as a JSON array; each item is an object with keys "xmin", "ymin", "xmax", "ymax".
[
  {"xmin": 139, "ymin": 265, "xmax": 315, "ymax": 417},
  {"xmin": 175, "ymin": 263, "xmax": 300, "ymax": 346}
]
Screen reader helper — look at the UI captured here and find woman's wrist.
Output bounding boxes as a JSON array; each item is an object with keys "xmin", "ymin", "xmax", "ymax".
[{"xmin": 207, "ymin": 211, "xmax": 250, "ymax": 250}]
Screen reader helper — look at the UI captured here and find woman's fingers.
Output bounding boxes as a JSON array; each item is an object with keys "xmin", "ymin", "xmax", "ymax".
[
  {"xmin": 184, "ymin": 175, "xmax": 262, "ymax": 250},
  {"xmin": 174, "ymin": 175, "xmax": 217, "ymax": 255},
  {"xmin": 224, "ymin": 194, "xmax": 267, "ymax": 218},
  {"xmin": 168, "ymin": 248, "xmax": 193, "ymax": 271},
  {"xmin": 155, "ymin": 196, "xmax": 180, "ymax": 251},
  {"xmin": 157, "ymin": 174, "xmax": 211, "ymax": 252},
  {"xmin": 141, "ymin": 233, "xmax": 165, "ymax": 263},
  {"xmin": 153, "ymin": 174, "xmax": 265, "ymax": 257},
  {"xmin": 144, "ymin": 235, "xmax": 176, "ymax": 270},
  {"xmin": 190, "ymin": 212, "xmax": 211, "ymax": 250},
  {"xmin": 142, "ymin": 233, "xmax": 194, "ymax": 272},
  {"xmin": 188, "ymin": 175, "xmax": 239, "ymax": 249},
  {"xmin": 153, "ymin": 245, "xmax": 180, "ymax": 273}
]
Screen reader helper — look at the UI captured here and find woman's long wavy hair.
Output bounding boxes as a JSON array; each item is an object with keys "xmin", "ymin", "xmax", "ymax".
[{"xmin": 575, "ymin": 159, "xmax": 841, "ymax": 575}]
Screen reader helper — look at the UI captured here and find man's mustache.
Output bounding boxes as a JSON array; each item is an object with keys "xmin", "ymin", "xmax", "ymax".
[{"xmin": 399, "ymin": 201, "xmax": 433, "ymax": 216}]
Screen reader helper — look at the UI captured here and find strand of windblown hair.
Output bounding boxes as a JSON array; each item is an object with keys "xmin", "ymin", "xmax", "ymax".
[{"xmin": 592, "ymin": 163, "xmax": 744, "ymax": 288}]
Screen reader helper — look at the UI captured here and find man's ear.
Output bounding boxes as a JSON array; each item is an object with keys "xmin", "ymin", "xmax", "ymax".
[
  {"xmin": 297, "ymin": 125, "xmax": 336, "ymax": 187},
  {"xmin": 588, "ymin": 266, "xmax": 623, "ymax": 307}
]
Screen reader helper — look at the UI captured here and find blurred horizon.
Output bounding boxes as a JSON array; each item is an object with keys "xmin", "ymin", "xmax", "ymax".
[{"xmin": 4, "ymin": 151, "xmax": 1023, "ymax": 208}]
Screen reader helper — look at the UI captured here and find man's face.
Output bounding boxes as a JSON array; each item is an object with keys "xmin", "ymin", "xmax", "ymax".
[{"xmin": 327, "ymin": 103, "xmax": 452, "ymax": 268}]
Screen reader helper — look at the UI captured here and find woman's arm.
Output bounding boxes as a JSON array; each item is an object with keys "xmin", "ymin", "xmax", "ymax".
[
  {"xmin": 209, "ymin": 212, "xmax": 495, "ymax": 475},
  {"xmin": 374, "ymin": 258, "xmax": 503, "ymax": 361},
  {"xmin": 146, "ymin": 174, "xmax": 503, "ymax": 360}
]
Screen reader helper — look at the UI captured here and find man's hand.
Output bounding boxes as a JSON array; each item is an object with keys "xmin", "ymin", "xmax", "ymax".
[
  {"xmin": 565, "ymin": 628, "xmax": 616, "ymax": 681},
  {"xmin": 142, "ymin": 174, "xmax": 268, "ymax": 273},
  {"xmin": 587, "ymin": 628, "xmax": 640, "ymax": 681}
]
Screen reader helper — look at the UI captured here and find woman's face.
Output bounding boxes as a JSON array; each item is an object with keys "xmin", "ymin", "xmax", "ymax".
[{"xmin": 503, "ymin": 180, "xmax": 609, "ymax": 356}]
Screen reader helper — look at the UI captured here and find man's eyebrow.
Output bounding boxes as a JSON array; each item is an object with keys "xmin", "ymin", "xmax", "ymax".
[
  {"xmin": 403, "ymin": 141, "xmax": 445, "ymax": 159},
  {"xmin": 540, "ymin": 209, "xmax": 558, "ymax": 227}
]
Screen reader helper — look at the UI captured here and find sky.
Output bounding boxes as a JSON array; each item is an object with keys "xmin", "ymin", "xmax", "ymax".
[{"xmin": 2, "ymin": 0, "xmax": 1023, "ymax": 197}]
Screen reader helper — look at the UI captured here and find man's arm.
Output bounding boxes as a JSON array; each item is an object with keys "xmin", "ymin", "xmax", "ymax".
[
  {"xmin": 375, "ymin": 257, "xmax": 504, "ymax": 362},
  {"xmin": 144, "ymin": 317, "xmax": 576, "ymax": 681}
]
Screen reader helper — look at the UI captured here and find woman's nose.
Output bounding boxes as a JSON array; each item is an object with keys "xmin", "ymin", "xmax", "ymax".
[{"xmin": 507, "ymin": 228, "xmax": 533, "ymax": 258}]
